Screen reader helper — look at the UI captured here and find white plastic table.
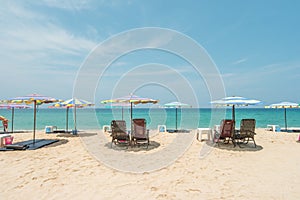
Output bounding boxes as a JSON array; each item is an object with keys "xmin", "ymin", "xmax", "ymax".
[
  {"xmin": 267, "ymin": 124, "xmax": 280, "ymax": 132},
  {"xmin": 196, "ymin": 128, "xmax": 212, "ymax": 141}
]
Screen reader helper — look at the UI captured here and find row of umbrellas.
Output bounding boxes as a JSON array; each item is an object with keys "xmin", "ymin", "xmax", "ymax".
[
  {"xmin": 1, "ymin": 94, "xmax": 299, "ymax": 141},
  {"xmin": 0, "ymin": 94, "xmax": 94, "ymax": 144},
  {"xmin": 210, "ymin": 96, "xmax": 300, "ymax": 131}
]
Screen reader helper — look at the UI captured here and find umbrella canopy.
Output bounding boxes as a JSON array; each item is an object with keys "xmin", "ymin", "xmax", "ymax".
[
  {"xmin": 0, "ymin": 103, "xmax": 30, "ymax": 133},
  {"xmin": 60, "ymin": 98, "xmax": 94, "ymax": 133},
  {"xmin": 164, "ymin": 101, "xmax": 190, "ymax": 130},
  {"xmin": 7, "ymin": 93, "xmax": 59, "ymax": 144},
  {"xmin": 101, "ymin": 94, "xmax": 158, "ymax": 132},
  {"xmin": 267, "ymin": 102, "xmax": 299, "ymax": 131},
  {"xmin": 211, "ymin": 96, "xmax": 261, "ymax": 122}
]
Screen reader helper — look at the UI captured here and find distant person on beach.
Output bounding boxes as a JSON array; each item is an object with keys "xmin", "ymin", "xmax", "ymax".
[{"xmin": 0, "ymin": 116, "xmax": 8, "ymax": 132}]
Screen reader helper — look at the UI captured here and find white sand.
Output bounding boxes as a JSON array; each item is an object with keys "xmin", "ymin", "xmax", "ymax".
[{"xmin": 1, "ymin": 129, "xmax": 300, "ymax": 199}]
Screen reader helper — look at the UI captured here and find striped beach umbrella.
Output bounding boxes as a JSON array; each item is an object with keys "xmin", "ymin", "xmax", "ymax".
[
  {"xmin": 101, "ymin": 94, "xmax": 158, "ymax": 132},
  {"xmin": 267, "ymin": 102, "xmax": 299, "ymax": 131},
  {"xmin": 0, "ymin": 103, "xmax": 30, "ymax": 133},
  {"xmin": 60, "ymin": 98, "xmax": 94, "ymax": 133},
  {"xmin": 7, "ymin": 93, "xmax": 60, "ymax": 144}
]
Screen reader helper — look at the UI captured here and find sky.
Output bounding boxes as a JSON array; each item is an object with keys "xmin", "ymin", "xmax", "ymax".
[{"xmin": 1, "ymin": 0, "xmax": 300, "ymax": 107}]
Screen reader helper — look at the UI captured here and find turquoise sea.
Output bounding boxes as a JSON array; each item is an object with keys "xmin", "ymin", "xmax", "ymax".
[{"xmin": 1, "ymin": 108, "xmax": 300, "ymax": 132}]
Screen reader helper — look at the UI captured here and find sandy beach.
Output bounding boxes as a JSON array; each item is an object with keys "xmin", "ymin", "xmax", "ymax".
[{"xmin": 1, "ymin": 129, "xmax": 300, "ymax": 199}]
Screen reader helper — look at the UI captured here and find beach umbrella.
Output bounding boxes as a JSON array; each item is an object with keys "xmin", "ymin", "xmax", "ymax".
[
  {"xmin": 60, "ymin": 98, "xmax": 94, "ymax": 133},
  {"xmin": 101, "ymin": 94, "xmax": 158, "ymax": 132},
  {"xmin": 267, "ymin": 102, "xmax": 299, "ymax": 131},
  {"xmin": 7, "ymin": 93, "xmax": 59, "ymax": 144},
  {"xmin": 211, "ymin": 96, "xmax": 261, "ymax": 122},
  {"xmin": 0, "ymin": 103, "xmax": 30, "ymax": 133},
  {"xmin": 164, "ymin": 101, "xmax": 190, "ymax": 131},
  {"xmin": 48, "ymin": 103, "xmax": 71, "ymax": 132}
]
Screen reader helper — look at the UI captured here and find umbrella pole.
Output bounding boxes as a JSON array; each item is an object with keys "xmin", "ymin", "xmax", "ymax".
[
  {"xmin": 175, "ymin": 108, "xmax": 178, "ymax": 130},
  {"xmin": 232, "ymin": 105, "xmax": 235, "ymax": 122},
  {"xmin": 66, "ymin": 107, "xmax": 69, "ymax": 132},
  {"xmin": 130, "ymin": 102, "xmax": 133, "ymax": 134},
  {"xmin": 11, "ymin": 107, "xmax": 14, "ymax": 133},
  {"xmin": 33, "ymin": 100, "xmax": 36, "ymax": 144},
  {"xmin": 74, "ymin": 105, "xmax": 77, "ymax": 131},
  {"xmin": 284, "ymin": 108, "xmax": 287, "ymax": 131}
]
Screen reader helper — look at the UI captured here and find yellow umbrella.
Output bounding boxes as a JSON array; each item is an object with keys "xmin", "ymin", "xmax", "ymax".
[{"xmin": 7, "ymin": 93, "xmax": 59, "ymax": 144}]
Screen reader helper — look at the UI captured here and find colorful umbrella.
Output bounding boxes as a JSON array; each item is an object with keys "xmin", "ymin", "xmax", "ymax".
[
  {"xmin": 48, "ymin": 103, "xmax": 72, "ymax": 132},
  {"xmin": 266, "ymin": 102, "xmax": 299, "ymax": 131},
  {"xmin": 60, "ymin": 98, "xmax": 94, "ymax": 133},
  {"xmin": 7, "ymin": 93, "xmax": 59, "ymax": 144},
  {"xmin": 164, "ymin": 101, "xmax": 190, "ymax": 131},
  {"xmin": 0, "ymin": 103, "xmax": 30, "ymax": 133},
  {"xmin": 101, "ymin": 94, "xmax": 158, "ymax": 132},
  {"xmin": 211, "ymin": 96, "xmax": 261, "ymax": 122}
]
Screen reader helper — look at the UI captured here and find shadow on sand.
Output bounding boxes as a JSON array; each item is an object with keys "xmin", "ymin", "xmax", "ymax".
[
  {"xmin": 205, "ymin": 140, "xmax": 263, "ymax": 152},
  {"xmin": 104, "ymin": 140, "xmax": 161, "ymax": 152}
]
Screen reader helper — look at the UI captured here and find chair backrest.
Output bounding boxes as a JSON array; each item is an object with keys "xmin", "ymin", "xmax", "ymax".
[
  {"xmin": 240, "ymin": 119, "xmax": 256, "ymax": 135},
  {"xmin": 220, "ymin": 119, "xmax": 235, "ymax": 138},
  {"xmin": 132, "ymin": 118, "xmax": 147, "ymax": 139},
  {"xmin": 111, "ymin": 120, "xmax": 127, "ymax": 136}
]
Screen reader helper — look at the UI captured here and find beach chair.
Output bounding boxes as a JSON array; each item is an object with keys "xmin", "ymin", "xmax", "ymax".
[
  {"xmin": 235, "ymin": 119, "xmax": 257, "ymax": 148},
  {"xmin": 110, "ymin": 120, "xmax": 130, "ymax": 148},
  {"xmin": 131, "ymin": 118, "xmax": 149, "ymax": 148},
  {"xmin": 214, "ymin": 119, "xmax": 235, "ymax": 146}
]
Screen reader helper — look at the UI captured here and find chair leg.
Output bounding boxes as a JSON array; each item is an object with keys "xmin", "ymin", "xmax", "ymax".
[
  {"xmin": 111, "ymin": 138, "xmax": 114, "ymax": 148},
  {"xmin": 252, "ymin": 138, "xmax": 257, "ymax": 148}
]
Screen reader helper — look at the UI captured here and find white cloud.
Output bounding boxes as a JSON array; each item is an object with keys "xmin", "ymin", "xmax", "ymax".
[
  {"xmin": 231, "ymin": 58, "xmax": 248, "ymax": 65},
  {"xmin": 0, "ymin": 1, "xmax": 101, "ymax": 100},
  {"xmin": 0, "ymin": 2, "xmax": 98, "ymax": 72},
  {"xmin": 40, "ymin": 0, "xmax": 93, "ymax": 11}
]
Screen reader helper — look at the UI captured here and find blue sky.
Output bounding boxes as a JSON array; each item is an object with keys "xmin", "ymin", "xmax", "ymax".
[{"xmin": 1, "ymin": 0, "xmax": 299, "ymax": 107}]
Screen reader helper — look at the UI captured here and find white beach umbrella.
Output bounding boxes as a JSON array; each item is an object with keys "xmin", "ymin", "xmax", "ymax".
[
  {"xmin": 211, "ymin": 96, "xmax": 261, "ymax": 122},
  {"xmin": 164, "ymin": 101, "xmax": 190, "ymax": 131},
  {"xmin": 267, "ymin": 102, "xmax": 299, "ymax": 131}
]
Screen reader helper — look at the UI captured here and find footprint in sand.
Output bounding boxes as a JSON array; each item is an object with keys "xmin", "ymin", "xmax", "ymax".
[{"xmin": 43, "ymin": 177, "xmax": 57, "ymax": 183}]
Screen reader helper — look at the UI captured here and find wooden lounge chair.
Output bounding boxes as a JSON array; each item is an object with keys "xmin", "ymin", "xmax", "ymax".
[
  {"xmin": 214, "ymin": 119, "xmax": 235, "ymax": 146},
  {"xmin": 235, "ymin": 119, "xmax": 257, "ymax": 148},
  {"xmin": 131, "ymin": 118, "xmax": 149, "ymax": 148},
  {"xmin": 110, "ymin": 120, "xmax": 130, "ymax": 148}
]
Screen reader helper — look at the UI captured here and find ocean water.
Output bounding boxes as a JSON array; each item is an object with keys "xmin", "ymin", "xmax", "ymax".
[{"xmin": 0, "ymin": 107, "xmax": 300, "ymax": 131}]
